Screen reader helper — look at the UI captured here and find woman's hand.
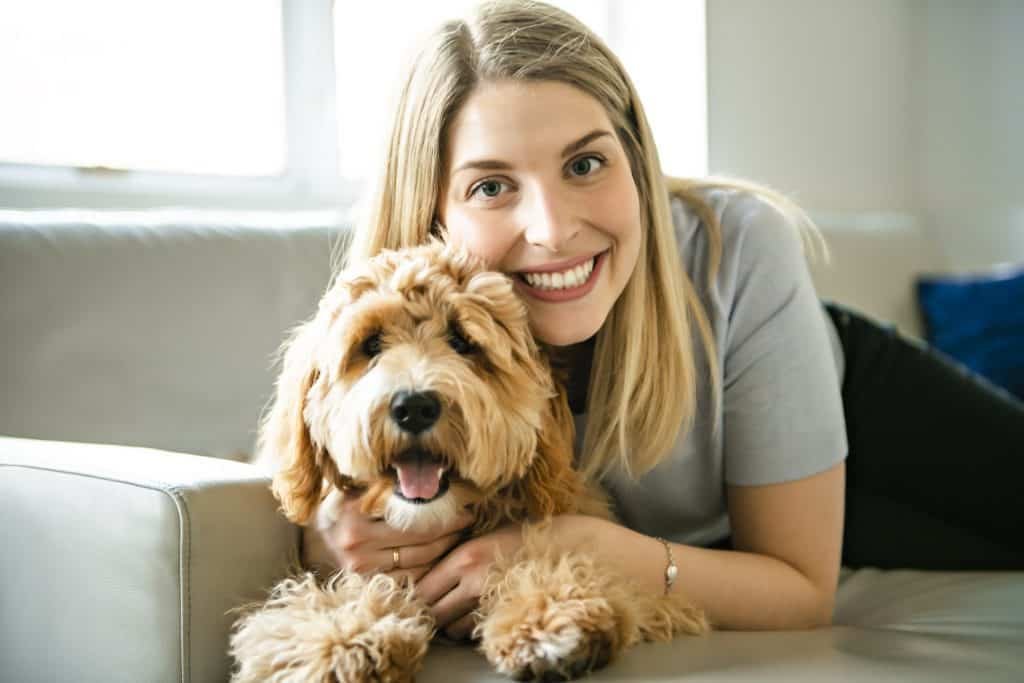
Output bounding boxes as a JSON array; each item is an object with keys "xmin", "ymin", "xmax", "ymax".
[
  {"xmin": 415, "ymin": 515, "xmax": 613, "ymax": 641},
  {"xmin": 414, "ymin": 522, "xmax": 526, "ymax": 641},
  {"xmin": 301, "ymin": 489, "xmax": 475, "ymax": 584}
]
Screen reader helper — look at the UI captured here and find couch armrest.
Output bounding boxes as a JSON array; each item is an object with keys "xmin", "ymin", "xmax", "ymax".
[{"xmin": 0, "ymin": 436, "xmax": 299, "ymax": 683}]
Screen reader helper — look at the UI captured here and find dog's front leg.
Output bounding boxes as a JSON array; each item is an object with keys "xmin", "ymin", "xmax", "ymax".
[
  {"xmin": 474, "ymin": 547, "xmax": 635, "ymax": 681},
  {"xmin": 230, "ymin": 571, "xmax": 434, "ymax": 683}
]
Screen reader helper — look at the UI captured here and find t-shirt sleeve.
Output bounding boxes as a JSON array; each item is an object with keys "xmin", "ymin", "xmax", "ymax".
[{"xmin": 718, "ymin": 195, "xmax": 848, "ymax": 486}]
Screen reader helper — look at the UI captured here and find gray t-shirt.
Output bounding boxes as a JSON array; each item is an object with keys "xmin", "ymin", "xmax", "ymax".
[{"xmin": 575, "ymin": 188, "xmax": 848, "ymax": 547}]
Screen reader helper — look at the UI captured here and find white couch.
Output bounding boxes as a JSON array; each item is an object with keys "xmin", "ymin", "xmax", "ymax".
[{"xmin": 1, "ymin": 209, "xmax": 1021, "ymax": 682}]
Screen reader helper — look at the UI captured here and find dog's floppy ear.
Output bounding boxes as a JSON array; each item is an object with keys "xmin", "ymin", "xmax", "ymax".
[
  {"xmin": 257, "ymin": 318, "xmax": 331, "ymax": 525},
  {"xmin": 516, "ymin": 380, "xmax": 586, "ymax": 519}
]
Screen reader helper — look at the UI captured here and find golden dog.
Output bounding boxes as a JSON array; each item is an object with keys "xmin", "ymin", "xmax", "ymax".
[{"xmin": 229, "ymin": 242, "xmax": 708, "ymax": 682}]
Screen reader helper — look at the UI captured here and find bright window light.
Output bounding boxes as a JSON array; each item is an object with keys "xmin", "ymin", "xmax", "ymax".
[
  {"xmin": 615, "ymin": 1, "xmax": 708, "ymax": 179},
  {"xmin": 333, "ymin": 0, "xmax": 707, "ymax": 184},
  {"xmin": 0, "ymin": 0, "xmax": 705, "ymax": 208},
  {"xmin": 0, "ymin": 0, "xmax": 287, "ymax": 177}
]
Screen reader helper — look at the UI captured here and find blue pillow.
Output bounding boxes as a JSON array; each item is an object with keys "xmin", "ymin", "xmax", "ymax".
[{"xmin": 917, "ymin": 265, "xmax": 1024, "ymax": 400}]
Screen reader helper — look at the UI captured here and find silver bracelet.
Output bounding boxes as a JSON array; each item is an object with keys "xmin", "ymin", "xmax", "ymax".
[{"xmin": 656, "ymin": 537, "xmax": 678, "ymax": 596}]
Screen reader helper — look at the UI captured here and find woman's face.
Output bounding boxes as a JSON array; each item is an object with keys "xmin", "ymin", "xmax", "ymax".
[{"xmin": 438, "ymin": 79, "xmax": 643, "ymax": 347}]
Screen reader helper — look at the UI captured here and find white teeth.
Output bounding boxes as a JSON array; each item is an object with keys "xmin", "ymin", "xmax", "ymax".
[{"xmin": 522, "ymin": 257, "xmax": 596, "ymax": 291}]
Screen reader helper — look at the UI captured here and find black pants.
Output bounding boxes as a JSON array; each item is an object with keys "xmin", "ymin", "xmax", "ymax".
[{"xmin": 826, "ymin": 302, "xmax": 1024, "ymax": 570}]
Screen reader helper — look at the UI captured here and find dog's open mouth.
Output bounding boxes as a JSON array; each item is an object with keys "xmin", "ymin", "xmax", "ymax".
[{"xmin": 390, "ymin": 448, "xmax": 450, "ymax": 503}]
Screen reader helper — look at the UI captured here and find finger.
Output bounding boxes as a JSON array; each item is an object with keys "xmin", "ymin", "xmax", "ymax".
[
  {"xmin": 367, "ymin": 515, "xmax": 468, "ymax": 548},
  {"xmin": 364, "ymin": 519, "xmax": 438, "ymax": 547},
  {"xmin": 444, "ymin": 613, "xmax": 478, "ymax": 642},
  {"xmin": 415, "ymin": 562, "xmax": 462, "ymax": 607},
  {"xmin": 374, "ymin": 529, "xmax": 465, "ymax": 572},
  {"xmin": 384, "ymin": 564, "xmax": 431, "ymax": 586},
  {"xmin": 427, "ymin": 581, "xmax": 472, "ymax": 629},
  {"xmin": 338, "ymin": 526, "xmax": 465, "ymax": 575},
  {"xmin": 325, "ymin": 493, "xmax": 443, "ymax": 553}
]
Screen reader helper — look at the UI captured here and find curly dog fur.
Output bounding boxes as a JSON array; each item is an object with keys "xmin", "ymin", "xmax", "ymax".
[{"xmin": 229, "ymin": 241, "xmax": 708, "ymax": 682}]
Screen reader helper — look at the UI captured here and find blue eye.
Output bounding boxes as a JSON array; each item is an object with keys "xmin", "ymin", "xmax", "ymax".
[
  {"xmin": 569, "ymin": 155, "xmax": 603, "ymax": 177},
  {"xmin": 471, "ymin": 180, "xmax": 505, "ymax": 199}
]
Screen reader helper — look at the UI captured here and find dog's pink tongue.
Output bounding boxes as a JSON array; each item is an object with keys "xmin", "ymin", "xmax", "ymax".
[{"xmin": 395, "ymin": 462, "xmax": 443, "ymax": 500}]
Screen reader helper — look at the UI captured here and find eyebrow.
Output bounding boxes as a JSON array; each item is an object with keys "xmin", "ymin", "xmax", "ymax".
[
  {"xmin": 451, "ymin": 129, "xmax": 614, "ymax": 175},
  {"xmin": 561, "ymin": 129, "xmax": 613, "ymax": 158}
]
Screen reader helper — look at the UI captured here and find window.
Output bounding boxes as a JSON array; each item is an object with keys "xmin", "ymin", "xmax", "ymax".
[
  {"xmin": 334, "ymin": 0, "xmax": 614, "ymax": 186},
  {"xmin": 0, "ymin": 0, "xmax": 314, "ymax": 209},
  {"xmin": 0, "ymin": 0, "xmax": 286, "ymax": 176},
  {"xmin": 334, "ymin": 0, "xmax": 707, "ymax": 185},
  {"xmin": 0, "ymin": 0, "xmax": 706, "ymax": 209}
]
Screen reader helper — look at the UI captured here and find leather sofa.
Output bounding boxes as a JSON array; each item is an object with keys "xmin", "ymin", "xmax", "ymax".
[{"xmin": 2, "ymin": 208, "xmax": 1021, "ymax": 682}]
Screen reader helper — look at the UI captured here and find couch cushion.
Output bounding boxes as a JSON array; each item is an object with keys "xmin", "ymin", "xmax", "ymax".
[
  {"xmin": 0, "ymin": 210, "xmax": 347, "ymax": 460},
  {"xmin": 1, "ymin": 208, "xmax": 947, "ymax": 457},
  {"xmin": 917, "ymin": 265, "xmax": 1024, "ymax": 400},
  {"xmin": 416, "ymin": 568, "xmax": 1024, "ymax": 681},
  {"xmin": 0, "ymin": 436, "xmax": 298, "ymax": 683}
]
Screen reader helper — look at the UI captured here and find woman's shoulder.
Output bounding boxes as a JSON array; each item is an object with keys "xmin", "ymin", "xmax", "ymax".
[
  {"xmin": 671, "ymin": 187, "xmax": 815, "ymax": 296},
  {"xmin": 668, "ymin": 180, "xmax": 845, "ymax": 385},
  {"xmin": 669, "ymin": 182, "xmax": 814, "ymax": 289}
]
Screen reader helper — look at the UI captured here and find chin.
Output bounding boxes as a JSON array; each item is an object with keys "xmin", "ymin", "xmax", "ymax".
[
  {"xmin": 383, "ymin": 489, "xmax": 462, "ymax": 533},
  {"xmin": 531, "ymin": 314, "xmax": 604, "ymax": 347}
]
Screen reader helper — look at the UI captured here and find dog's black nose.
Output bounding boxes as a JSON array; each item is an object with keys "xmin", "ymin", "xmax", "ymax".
[{"xmin": 390, "ymin": 391, "xmax": 441, "ymax": 434}]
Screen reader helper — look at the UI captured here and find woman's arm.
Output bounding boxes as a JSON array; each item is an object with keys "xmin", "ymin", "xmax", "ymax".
[
  {"xmin": 571, "ymin": 460, "xmax": 845, "ymax": 630},
  {"xmin": 417, "ymin": 460, "xmax": 844, "ymax": 637}
]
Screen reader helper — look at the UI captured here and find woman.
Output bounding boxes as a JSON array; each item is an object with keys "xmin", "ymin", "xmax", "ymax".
[{"xmin": 303, "ymin": 0, "xmax": 1024, "ymax": 639}]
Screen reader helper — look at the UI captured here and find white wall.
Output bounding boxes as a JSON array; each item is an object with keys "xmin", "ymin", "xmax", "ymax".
[
  {"xmin": 706, "ymin": 0, "xmax": 1024, "ymax": 269},
  {"xmin": 916, "ymin": 0, "xmax": 1024, "ymax": 269},
  {"xmin": 707, "ymin": 0, "xmax": 917, "ymax": 212}
]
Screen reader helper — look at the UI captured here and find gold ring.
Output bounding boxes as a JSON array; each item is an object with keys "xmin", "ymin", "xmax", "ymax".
[{"xmin": 391, "ymin": 547, "xmax": 401, "ymax": 571}]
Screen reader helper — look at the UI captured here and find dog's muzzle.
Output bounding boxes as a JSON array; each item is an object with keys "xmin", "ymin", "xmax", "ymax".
[{"xmin": 390, "ymin": 390, "xmax": 441, "ymax": 434}]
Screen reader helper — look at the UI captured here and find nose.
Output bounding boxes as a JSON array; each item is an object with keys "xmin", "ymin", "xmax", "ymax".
[
  {"xmin": 523, "ymin": 186, "xmax": 581, "ymax": 252},
  {"xmin": 389, "ymin": 390, "xmax": 442, "ymax": 434}
]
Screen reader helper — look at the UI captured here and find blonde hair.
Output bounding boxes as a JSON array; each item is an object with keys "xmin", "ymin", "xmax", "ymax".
[{"xmin": 346, "ymin": 0, "xmax": 822, "ymax": 480}]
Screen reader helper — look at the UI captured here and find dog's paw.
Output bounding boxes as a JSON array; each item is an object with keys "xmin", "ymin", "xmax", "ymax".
[
  {"xmin": 479, "ymin": 594, "xmax": 619, "ymax": 681},
  {"xmin": 229, "ymin": 572, "xmax": 433, "ymax": 683}
]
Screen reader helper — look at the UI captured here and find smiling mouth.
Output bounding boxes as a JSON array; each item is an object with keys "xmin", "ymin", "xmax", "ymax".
[
  {"xmin": 389, "ymin": 448, "xmax": 450, "ymax": 503},
  {"xmin": 516, "ymin": 253, "xmax": 601, "ymax": 292}
]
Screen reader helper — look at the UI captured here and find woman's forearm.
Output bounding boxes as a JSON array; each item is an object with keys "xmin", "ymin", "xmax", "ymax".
[{"xmin": 553, "ymin": 515, "xmax": 834, "ymax": 631}]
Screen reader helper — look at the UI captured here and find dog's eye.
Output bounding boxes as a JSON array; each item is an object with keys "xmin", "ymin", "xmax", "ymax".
[
  {"xmin": 448, "ymin": 326, "xmax": 475, "ymax": 355},
  {"xmin": 362, "ymin": 333, "xmax": 383, "ymax": 358}
]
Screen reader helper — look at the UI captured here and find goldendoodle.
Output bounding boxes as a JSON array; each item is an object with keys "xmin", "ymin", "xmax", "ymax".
[{"xmin": 229, "ymin": 241, "xmax": 708, "ymax": 682}]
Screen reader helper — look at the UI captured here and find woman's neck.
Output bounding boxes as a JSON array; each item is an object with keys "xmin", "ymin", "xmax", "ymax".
[{"xmin": 549, "ymin": 334, "xmax": 596, "ymax": 414}]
